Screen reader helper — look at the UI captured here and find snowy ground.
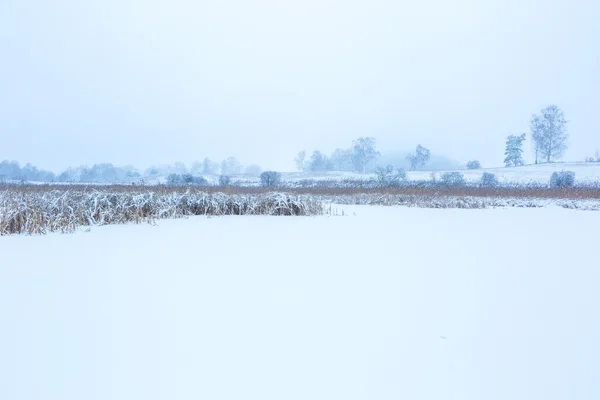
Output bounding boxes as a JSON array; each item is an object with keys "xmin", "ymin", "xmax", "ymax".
[
  {"xmin": 410, "ymin": 162, "xmax": 600, "ymax": 184},
  {"xmin": 230, "ymin": 162, "xmax": 600, "ymax": 185},
  {"xmin": 26, "ymin": 161, "xmax": 600, "ymax": 186},
  {"xmin": 1, "ymin": 206, "xmax": 599, "ymax": 400}
]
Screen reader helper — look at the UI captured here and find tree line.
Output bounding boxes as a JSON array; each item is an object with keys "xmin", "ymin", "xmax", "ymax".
[
  {"xmin": 2, "ymin": 104, "xmax": 597, "ymax": 184},
  {"xmin": 296, "ymin": 104, "xmax": 596, "ymax": 175},
  {"xmin": 503, "ymin": 104, "xmax": 598, "ymax": 167},
  {"xmin": 0, "ymin": 157, "xmax": 263, "ymax": 183},
  {"xmin": 295, "ymin": 138, "xmax": 435, "ymax": 174}
]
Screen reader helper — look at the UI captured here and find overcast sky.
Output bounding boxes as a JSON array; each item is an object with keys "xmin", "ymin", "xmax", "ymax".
[{"xmin": 1, "ymin": 0, "xmax": 598, "ymax": 172}]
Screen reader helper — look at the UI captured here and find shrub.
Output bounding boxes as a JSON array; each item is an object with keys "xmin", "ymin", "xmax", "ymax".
[
  {"xmin": 440, "ymin": 172, "xmax": 466, "ymax": 186},
  {"xmin": 480, "ymin": 172, "xmax": 499, "ymax": 187},
  {"xmin": 466, "ymin": 160, "xmax": 481, "ymax": 169},
  {"xmin": 550, "ymin": 171, "xmax": 575, "ymax": 188},
  {"xmin": 430, "ymin": 172, "xmax": 437, "ymax": 183},
  {"xmin": 260, "ymin": 171, "xmax": 282, "ymax": 187},
  {"xmin": 166, "ymin": 174, "xmax": 182, "ymax": 185},
  {"xmin": 0, "ymin": 188, "xmax": 325, "ymax": 235},
  {"xmin": 181, "ymin": 173, "xmax": 194, "ymax": 184},
  {"xmin": 219, "ymin": 175, "xmax": 231, "ymax": 186},
  {"xmin": 375, "ymin": 165, "xmax": 407, "ymax": 186},
  {"xmin": 193, "ymin": 176, "xmax": 208, "ymax": 185}
]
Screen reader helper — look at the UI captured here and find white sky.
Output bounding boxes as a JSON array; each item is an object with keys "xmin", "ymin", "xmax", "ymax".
[{"xmin": 1, "ymin": 0, "xmax": 599, "ymax": 171}]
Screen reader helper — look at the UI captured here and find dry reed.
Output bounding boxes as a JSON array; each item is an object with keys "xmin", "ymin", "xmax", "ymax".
[{"xmin": 0, "ymin": 187, "xmax": 324, "ymax": 235}]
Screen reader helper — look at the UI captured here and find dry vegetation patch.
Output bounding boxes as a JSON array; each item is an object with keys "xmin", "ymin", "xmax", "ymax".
[
  {"xmin": 2, "ymin": 182, "xmax": 599, "ymax": 235},
  {"xmin": 0, "ymin": 186, "xmax": 324, "ymax": 235}
]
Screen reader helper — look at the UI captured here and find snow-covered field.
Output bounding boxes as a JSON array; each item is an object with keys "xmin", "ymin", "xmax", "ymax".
[
  {"xmin": 410, "ymin": 162, "xmax": 600, "ymax": 185},
  {"xmin": 1, "ymin": 206, "xmax": 599, "ymax": 400},
  {"xmin": 209, "ymin": 162, "xmax": 600, "ymax": 186},
  {"xmin": 20, "ymin": 161, "xmax": 599, "ymax": 186},
  {"xmin": 262, "ymin": 162, "xmax": 600, "ymax": 185}
]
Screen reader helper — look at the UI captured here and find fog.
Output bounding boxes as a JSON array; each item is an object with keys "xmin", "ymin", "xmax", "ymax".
[{"xmin": 1, "ymin": 0, "xmax": 599, "ymax": 172}]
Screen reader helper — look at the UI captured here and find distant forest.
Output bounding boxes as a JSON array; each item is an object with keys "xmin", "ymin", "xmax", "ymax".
[{"xmin": 0, "ymin": 157, "xmax": 256, "ymax": 183}]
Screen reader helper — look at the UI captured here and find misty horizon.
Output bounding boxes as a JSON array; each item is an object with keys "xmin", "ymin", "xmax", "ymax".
[{"xmin": 2, "ymin": 0, "xmax": 599, "ymax": 172}]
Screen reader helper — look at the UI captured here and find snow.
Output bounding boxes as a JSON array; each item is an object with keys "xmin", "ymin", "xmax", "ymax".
[
  {"xmin": 224, "ymin": 162, "xmax": 600, "ymax": 186},
  {"xmin": 1, "ymin": 206, "xmax": 599, "ymax": 400},
  {"xmin": 410, "ymin": 162, "xmax": 600, "ymax": 184},
  {"xmin": 27, "ymin": 162, "xmax": 600, "ymax": 186}
]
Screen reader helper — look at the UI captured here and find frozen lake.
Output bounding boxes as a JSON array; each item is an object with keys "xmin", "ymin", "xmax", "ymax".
[{"xmin": 1, "ymin": 206, "xmax": 599, "ymax": 400}]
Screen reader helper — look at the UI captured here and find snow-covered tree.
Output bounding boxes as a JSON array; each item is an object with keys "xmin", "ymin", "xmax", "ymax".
[
  {"xmin": 530, "ymin": 105, "xmax": 568, "ymax": 163},
  {"xmin": 294, "ymin": 151, "xmax": 307, "ymax": 171},
  {"xmin": 406, "ymin": 145, "xmax": 431, "ymax": 170},
  {"xmin": 220, "ymin": 157, "xmax": 241, "ymax": 175},
  {"xmin": 171, "ymin": 162, "xmax": 188, "ymax": 175},
  {"xmin": 375, "ymin": 165, "xmax": 407, "ymax": 186},
  {"xmin": 202, "ymin": 158, "xmax": 219, "ymax": 175},
  {"xmin": 190, "ymin": 161, "xmax": 203, "ymax": 175},
  {"xmin": 504, "ymin": 134, "xmax": 526, "ymax": 167},
  {"xmin": 144, "ymin": 166, "xmax": 161, "ymax": 178},
  {"xmin": 330, "ymin": 148, "xmax": 352, "ymax": 171},
  {"xmin": 466, "ymin": 160, "xmax": 481, "ymax": 169},
  {"xmin": 0, "ymin": 160, "xmax": 22, "ymax": 180},
  {"xmin": 308, "ymin": 151, "xmax": 331, "ymax": 172},
  {"xmin": 351, "ymin": 137, "xmax": 380, "ymax": 174}
]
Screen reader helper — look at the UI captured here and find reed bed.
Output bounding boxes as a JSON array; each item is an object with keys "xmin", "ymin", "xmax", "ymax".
[
  {"xmin": 0, "ymin": 187, "xmax": 324, "ymax": 235},
  {"xmin": 323, "ymin": 193, "xmax": 600, "ymax": 210},
  {"xmin": 2, "ymin": 184, "xmax": 599, "ymax": 235},
  {"xmin": 9, "ymin": 181, "xmax": 600, "ymax": 200}
]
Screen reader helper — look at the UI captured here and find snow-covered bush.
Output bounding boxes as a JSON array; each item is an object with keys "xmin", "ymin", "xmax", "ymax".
[
  {"xmin": 167, "ymin": 174, "xmax": 182, "ymax": 185},
  {"xmin": 440, "ymin": 172, "xmax": 466, "ymax": 186},
  {"xmin": 219, "ymin": 175, "xmax": 231, "ymax": 186},
  {"xmin": 193, "ymin": 176, "xmax": 208, "ymax": 185},
  {"xmin": 260, "ymin": 171, "xmax": 281, "ymax": 187},
  {"xmin": 549, "ymin": 171, "xmax": 575, "ymax": 188},
  {"xmin": 375, "ymin": 165, "xmax": 407, "ymax": 186},
  {"xmin": 168, "ymin": 174, "xmax": 208, "ymax": 186},
  {"xmin": 480, "ymin": 172, "xmax": 499, "ymax": 187},
  {"xmin": 466, "ymin": 160, "xmax": 481, "ymax": 169},
  {"xmin": 430, "ymin": 172, "xmax": 437, "ymax": 183},
  {"xmin": 0, "ymin": 188, "xmax": 325, "ymax": 235},
  {"xmin": 181, "ymin": 173, "xmax": 194, "ymax": 184}
]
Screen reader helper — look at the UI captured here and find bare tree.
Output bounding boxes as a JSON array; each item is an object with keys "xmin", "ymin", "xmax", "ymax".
[
  {"xmin": 172, "ymin": 162, "xmax": 187, "ymax": 174},
  {"xmin": 308, "ymin": 151, "xmax": 331, "ymax": 172},
  {"xmin": 202, "ymin": 158, "xmax": 219, "ymax": 175},
  {"xmin": 220, "ymin": 157, "xmax": 242, "ymax": 175},
  {"xmin": 294, "ymin": 151, "xmax": 307, "ymax": 171},
  {"xmin": 530, "ymin": 105, "xmax": 568, "ymax": 163},
  {"xmin": 330, "ymin": 148, "xmax": 352, "ymax": 171},
  {"xmin": 190, "ymin": 161, "xmax": 204, "ymax": 175},
  {"xmin": 351, "ymin": 137, "xmax": 380, "ymax": 174},
  {"xmin": 375, "ymin": 165, "xmax": 407, "ymax": 186},
  {"xmin": 406, "ymin": 145, "xmax": 431, "ymax": 170}
]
